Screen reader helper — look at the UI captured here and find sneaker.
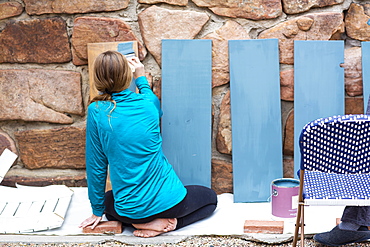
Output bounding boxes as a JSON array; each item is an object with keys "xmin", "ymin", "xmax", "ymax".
[{"xmin": 314, "ymin": 225, "xmax": 370, "ymax": 246}]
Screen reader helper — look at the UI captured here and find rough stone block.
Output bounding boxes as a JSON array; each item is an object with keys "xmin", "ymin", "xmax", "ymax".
[
  {"xmin": 138, "ymin": 5, "xmax": 209, "ymax": 65},
  {"xmin": 1, "ymin": 172, "xmax": 87, "ymax": 187},
  {"xmin": 344, "ymin": 47, "xmax": 363, "ymax": 97},
  {"xmin": 0, "ymin": 17, "xmax": 71, "ymax": 64},
  {"xmin": 244, "ymin": 220, "xmax": 284, "ymax": 234},
  {"xmin": 346, "ymin": 97, "xmax": 364, "ymax": 115},
  {"xmin": 151, "ymin": 75, "xmax": 161, "ymax": 101},
  {"xmin": 0, "ymin": 2, "xmax": 23, "ymax": 20},
  {"xmin": 0, "ymin": 130, "xmax": 17, "ymax": 157},
  {"xmin": 15, "ymin": 127, "xmax": 85, "ymax": 169},
  {"xmin": 345, "ymin": 3, "xmax": 370, "ymax": 41},
  {"xmin": 283, "ymin": 110, "xmax": 294, "ymax": 156},
  {"xmin": 138, "ymin": 0, "xmax": 187, "ymax": 5},
  {"xmin": 202, "ymin": 20, "xmax": 250, "ymax": 88},
  {"xmin": 0, "ymin": 69, "xmax": 83, "ymax": 124},
  {"xmin": 259, "ymin": 13, "xmax": 344, "ymax": 64},
  {"xmin": 280, "ymin": 69, "xmax": 294, "ymax": 101},
  {"xmin": 282, "ymin": 0, "xmax": 343, "ymax": 15},
  {"xmin": 283, "ymin": 158, "xmax": 294, "ymax": 178},
  {"xmin": 216, "ymin": 91, "xmax": 231, "ymax": 155},
  {"xmin": 83, "ymin": 221, "xmax": 123, "ymax": 234},
  {"xmin": 71, "ymin": 17, "xmax": 147, "ymax": 65},
  {"xmin": 192, "ymin": 0, "xmax": 282, "ymax": 20},
  {"xmin": 23, "ymin": 0, "xmax": 129, "ymax": 15},
  {"xmin": 212, "ymin": 159, "xmax": 233, "ymax": 194}
]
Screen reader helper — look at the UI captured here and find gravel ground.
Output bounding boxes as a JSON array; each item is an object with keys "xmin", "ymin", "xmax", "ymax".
[{"xmin": 1, "ymin": 236, "xmax": 370, "ymax": 247}]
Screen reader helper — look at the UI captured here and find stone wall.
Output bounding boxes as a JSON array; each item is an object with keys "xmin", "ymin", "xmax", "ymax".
[{"xmin": 0, "ymin": 0, "xmax": 368, "ymax": 194}]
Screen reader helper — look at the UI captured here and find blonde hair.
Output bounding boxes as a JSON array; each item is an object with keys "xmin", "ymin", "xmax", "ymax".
[{"xmin": 91, "ymin": 50, "xmax": 133, "ymax": 104}]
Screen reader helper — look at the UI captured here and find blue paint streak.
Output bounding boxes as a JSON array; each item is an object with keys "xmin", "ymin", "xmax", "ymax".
[
  {"xmin": 362, "ymin": 42, "xmax": 370, "ymax": 113},
  {"xmin": 118, "ymin": 42, "xmax": 136, "ymax": 92},
  {"xmin": 161, "ymin": 40, "xmax": 212, "ymax": 187},
  {"xmin": 229, "ymin": 39, "xmax": 283, "ymax": 202},
  {"xmin": 272, "ymin": 178, "xmax": 299, "ymax": 188},
  {"xmin": 294, "ymin": 41, "xmax": 344, "ymax": 176},
  {"xmin": 118, "ymin": 42, "xmax": 135, "ymax": 56}
]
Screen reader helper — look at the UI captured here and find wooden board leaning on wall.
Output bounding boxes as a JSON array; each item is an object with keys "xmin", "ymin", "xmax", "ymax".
[{"xmin": 87, "ymin": 41, "xmax": 139, "ymax": 191}]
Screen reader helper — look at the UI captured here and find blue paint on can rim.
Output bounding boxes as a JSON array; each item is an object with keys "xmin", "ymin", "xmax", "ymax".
[{"xmin": 272, "ymin": 178, "xmax": 299, "ymax": 188}]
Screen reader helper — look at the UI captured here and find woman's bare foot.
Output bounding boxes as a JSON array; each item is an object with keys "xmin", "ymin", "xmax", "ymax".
[
  {"xmin": 132, "ymin": 218, "xmax": 177, "ymax": 232},
  {"xmin": 132, "ymin": 218, "xmax": 177, "ymax": 238},
  {"xmin": 133, "ymin": 229, "xmax": 163, "ymax": 238}
]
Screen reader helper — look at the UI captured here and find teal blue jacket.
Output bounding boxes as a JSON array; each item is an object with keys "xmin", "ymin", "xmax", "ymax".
[{"xmin": 85, "ymin": 76, "xmax": 187, "ymax": 219}]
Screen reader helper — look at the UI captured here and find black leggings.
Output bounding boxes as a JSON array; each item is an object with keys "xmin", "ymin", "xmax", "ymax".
[{"xmin": 104, "ymin": 185, "xmax": 218, "ymax": 230}]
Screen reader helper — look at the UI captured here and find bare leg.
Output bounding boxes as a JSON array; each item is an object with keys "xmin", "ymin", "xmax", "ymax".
[{"xmin": 133, "ymin": 218, "xmax": 177, "ymax": 238}]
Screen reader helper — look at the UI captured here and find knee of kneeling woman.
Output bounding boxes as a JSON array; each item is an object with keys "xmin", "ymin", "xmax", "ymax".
[{"xmin": 201, "ymin": 186, "xmax": 218, "ymax": 206}]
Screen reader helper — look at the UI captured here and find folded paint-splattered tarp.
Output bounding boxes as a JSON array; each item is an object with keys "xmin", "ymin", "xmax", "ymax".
[{"xmin": 0, "ymin": 184, "xmax": 73, "ymax": 233}]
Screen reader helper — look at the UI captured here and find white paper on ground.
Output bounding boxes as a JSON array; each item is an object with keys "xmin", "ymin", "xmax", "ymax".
[
  {"xmin": 0, "ymin": 148, "xmax": 18, "ymax": 183},
  {"xmin": 14, "ymin": 188, "xmax": 345, "ymax": 237}
]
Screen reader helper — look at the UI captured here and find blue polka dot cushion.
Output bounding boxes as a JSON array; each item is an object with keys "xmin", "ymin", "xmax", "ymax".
[{"xmin": 299, "ymin": 114, "xmax": 370, "ymax": 205}]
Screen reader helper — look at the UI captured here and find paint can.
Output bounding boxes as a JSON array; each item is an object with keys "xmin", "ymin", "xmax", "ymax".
[{"xmin": 271, "ymin": 178, "xmax": 300, "ymax": 218}]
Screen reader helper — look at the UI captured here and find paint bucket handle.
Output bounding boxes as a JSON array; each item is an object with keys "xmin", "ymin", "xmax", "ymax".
[{"xmin": 267, "ymin": 189, "xmax": 279, "ymax": 202}]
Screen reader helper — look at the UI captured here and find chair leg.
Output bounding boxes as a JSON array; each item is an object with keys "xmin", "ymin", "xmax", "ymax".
[
  {"xmin": 292, "ymin": 203, "xmax": 303, "ymax": 247},
  {"xmin": 294, "ymin": 170, "xmax": 305, "ymax": 247},
  {"xmin": 300, "ymin": 205, "xmax": 305, "ymax": 247}
]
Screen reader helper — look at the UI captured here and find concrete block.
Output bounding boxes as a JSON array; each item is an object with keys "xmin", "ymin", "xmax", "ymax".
[
  {"xmin": 83, "ymin": 221, "xmax": 123, "ymax": 234},
  {"xmin": 244, "ymin": 220, "xmax": 284, "ymax": 234}
]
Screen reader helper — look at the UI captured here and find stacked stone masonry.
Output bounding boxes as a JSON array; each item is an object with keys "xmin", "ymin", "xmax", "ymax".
[{"xmin": 0, "ymin": 0, "xmax": 369, "ymax": 194}]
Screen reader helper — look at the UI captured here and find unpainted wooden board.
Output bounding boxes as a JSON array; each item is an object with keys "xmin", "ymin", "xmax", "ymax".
[
  {"xmin": 0, "ymin": 201, "xmax": 6, "ymax": 214},
  {"xmin": 13, "ymin": 201, "xmax": 33, "ymax": 217},
  {"xmin": 0, "ymin": 185, "xmax": 73, "ymax": 233},
  {"xmin": 87, "ymin": 41, "xmax": 138, "ymax": 100},
  {"xmin": 228, "ymin": 39, "xmax": 283, "ymax": 202},
  {"xmin": 294, "ymin": 41, "xmax": 344, "ymax": 174},
  {"xmin": 27, "ymin": 200, "xmax": 46, "ymax": 215},
  {"xmin": 87, "ymin": 41, "xmax": 138, "ymax": 192},
  {"xmin": 42, "ymin": 197, "xmax": 59, "ymax": 213},
  {"xmin": 1, "ymin": 202, "xmax": 19, "ymax": 217},
  {"xmin": 54, "ymin": 196, "xmax": 73, "ymax": 218},
  {"xmin": 161, "ymin": 39, "xmax": 212, "ymax": 187}
]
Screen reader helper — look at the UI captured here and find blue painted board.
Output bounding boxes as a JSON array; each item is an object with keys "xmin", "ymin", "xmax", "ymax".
[
  {"xmin": 161, "ymin": 40, "xmax": 212, "ymax": 187},
  {"xmin": 294, "ymin": 41, "xmax": 344, "ymax": 174},
  {"xmin": 229, "ymin": 39, "xmax": 283, "ymax": 202},
  {"xmin": 118, "ymin": 42, "xmax": 137, "ymax": 92},
  {"xmin": 362, "ymin": 42, "xmax": 370, "ymax": 113}
]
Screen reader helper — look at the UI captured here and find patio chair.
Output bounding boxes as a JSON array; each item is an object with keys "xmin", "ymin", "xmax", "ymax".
[{"xmin": 292, "ymin": 114, "xmax": 370, "ymax": 247}]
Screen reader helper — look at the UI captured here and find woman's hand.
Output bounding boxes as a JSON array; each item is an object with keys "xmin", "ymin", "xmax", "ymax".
[
  {"xmin": 79, "ymin": 214, "xmax": 102, "ymax": 229},
  {"xmin": 128, "ymin": 57, "xmax": 146, "ymax": 79}
]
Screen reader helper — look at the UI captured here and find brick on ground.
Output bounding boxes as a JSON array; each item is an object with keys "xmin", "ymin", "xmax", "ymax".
[
  {"xmin": 244, "ymin": 220, "xmax": 284, "ymax": 234},
  {"xmin": 336, "ymin": 218, "xmax": 341, "ymax": 225},
  {"xmin": 83, "ymin": 221, "xmax": 123, "ymax": 234}
]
